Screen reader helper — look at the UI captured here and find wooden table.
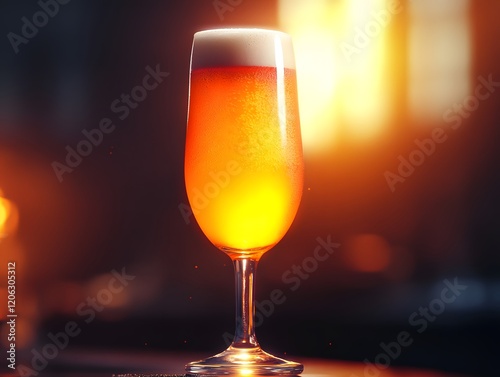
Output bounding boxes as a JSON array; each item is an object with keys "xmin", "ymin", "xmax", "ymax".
[{"xmin": 33, "ymin": 349, "xmax": 473, "ymax": 377}]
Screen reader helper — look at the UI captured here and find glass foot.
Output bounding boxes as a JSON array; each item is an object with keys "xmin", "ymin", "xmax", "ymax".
[{"xmin": 185, "ymin": 345, "xmax": 303, "ymax": 375}]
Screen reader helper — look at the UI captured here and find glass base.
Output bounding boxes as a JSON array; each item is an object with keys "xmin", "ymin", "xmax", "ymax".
[{"xmin": 185, "ymin": 345, "xmax": 304, "ymax": 375}]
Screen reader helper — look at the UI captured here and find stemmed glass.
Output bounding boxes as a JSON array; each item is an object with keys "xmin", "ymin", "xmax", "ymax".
[{"xmin": 184, "ymin": 28, "xmax": 304, "ymax": 375}]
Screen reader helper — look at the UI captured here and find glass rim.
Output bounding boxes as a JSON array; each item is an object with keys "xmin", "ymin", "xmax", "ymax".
[{"xmin": 193, "ymin": 27, "xmax": 291, "ymax": 38}]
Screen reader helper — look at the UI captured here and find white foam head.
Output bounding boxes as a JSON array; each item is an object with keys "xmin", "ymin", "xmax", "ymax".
[{"xmin": 190, "ymin": 28, "xmax": 296, "ymax": 70}]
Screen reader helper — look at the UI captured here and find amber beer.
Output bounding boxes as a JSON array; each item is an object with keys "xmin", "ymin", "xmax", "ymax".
[
  {"xmin": 185, "ymin": 28, "xmax": 304, "ymax": 375},
  {"xmin": 185, "ymin": 30, "xmax": 303, "ymax": 254}
]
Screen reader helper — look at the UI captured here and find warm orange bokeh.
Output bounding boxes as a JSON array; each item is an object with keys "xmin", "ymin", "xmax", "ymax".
[
  {"xmin": 0, "ymin": 191, "xmax": 19, "ymax": 238},
  {"xmin": 279, "ymin": 0, "xmax": 394, "ymax": 151},
  {"xmin": 185, "ymin": 66, "xmax": 303, "ymax": 254},
  {"xmin": 279, "ymin": 0, "xmax": 472, "ymax": 152},
  {"xmin": 344, "ymin": 234, "xmax": 392, "ymax": 272}
]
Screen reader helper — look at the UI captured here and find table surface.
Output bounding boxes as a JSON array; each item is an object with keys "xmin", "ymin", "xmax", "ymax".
[{"xmin": 11, "ymin": 349, "xmax": 472, "ymax": 377}]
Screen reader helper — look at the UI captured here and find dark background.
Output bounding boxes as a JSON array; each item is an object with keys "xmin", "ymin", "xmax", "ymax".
[{"xmin": 0, "ymin": 1, "xmax": 499, "ymax": 376}]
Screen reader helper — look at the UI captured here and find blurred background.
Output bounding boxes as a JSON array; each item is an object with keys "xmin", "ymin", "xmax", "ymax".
[{"xmin": 0, "ymin": 0, "xmax": 499, "ymax": 376}]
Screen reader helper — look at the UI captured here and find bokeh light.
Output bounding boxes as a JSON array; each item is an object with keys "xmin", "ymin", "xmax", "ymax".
[
  {"xmin": 279, "ymin": 0, "xmax": 393, "ymax": 152},
  {"xmin": 344, "ymin": 233, "xmax": 392, "ymax": 273},
  {"xmin": 0, "ymin": 190, "xmax": 19, "ymax": 238}
]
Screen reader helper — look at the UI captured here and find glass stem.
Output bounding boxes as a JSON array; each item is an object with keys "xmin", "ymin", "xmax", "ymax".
[{"xmin": 232, "ymin": 257, "xmax": 259, "ymax": 348}]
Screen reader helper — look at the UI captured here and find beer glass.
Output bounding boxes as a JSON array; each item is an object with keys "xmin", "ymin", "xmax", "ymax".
[{"xmin": 184, "ymin": 28, "xmax": 304, "ymax": 375}]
